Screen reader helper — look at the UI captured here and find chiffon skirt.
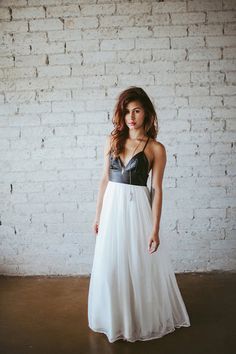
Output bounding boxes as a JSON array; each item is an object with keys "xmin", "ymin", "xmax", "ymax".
[{"xmin": 88, "ymin": 180, "xmax": 191, "ymax": 343}]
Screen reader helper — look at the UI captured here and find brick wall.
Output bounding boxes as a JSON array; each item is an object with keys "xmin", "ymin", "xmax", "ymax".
[{"xmin": 0, "ymin": 0, "xmax": 235, "ymax": 275}]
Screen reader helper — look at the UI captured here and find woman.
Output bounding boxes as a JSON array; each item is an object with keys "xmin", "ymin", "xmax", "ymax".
[{"xmin": 88, "ymin": 86, "xmax": 191, "ymax": 343}]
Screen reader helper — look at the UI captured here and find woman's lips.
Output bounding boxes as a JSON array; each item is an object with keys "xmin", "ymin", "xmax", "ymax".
[{"xmin": 129, "ymin": 122, "xmax": 136, "ymax": 125}]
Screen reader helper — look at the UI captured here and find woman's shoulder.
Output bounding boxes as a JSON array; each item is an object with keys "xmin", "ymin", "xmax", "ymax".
[
  {"xmin": 104, "ymin": 134, "xmax": 113, "ymax": 154},
  {"xmin": 149, "ymin": 138, "xmax": 166, "ymax": 155}
]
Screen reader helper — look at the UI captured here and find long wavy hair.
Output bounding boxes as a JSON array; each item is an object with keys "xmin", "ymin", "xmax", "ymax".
[{"xmin": 109, "ymin": 86, "xmax": 158, "ymax": 158}]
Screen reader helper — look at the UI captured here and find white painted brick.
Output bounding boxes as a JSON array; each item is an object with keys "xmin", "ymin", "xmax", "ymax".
[
  {"xmin": 15, "ymin": 55, "xmax": 47, "ymax": 67},
  {"xmin": 31, "ymin": 213, "xmax": 63, "ymax": 224},
  {"xmin": 0, "ymin": 0, "xmax": 27, "ymax": 6},
  {"xmin": 0, "ymin": 20, "xmax": 28, "ymax": 33},
  {"xmin": 154, "ymin": 72, "xmax": 190, "ymax": 85},
  {"xmin": 153, "ymin": 25, "xmax": 187, "ymax": 37},
  {"xmin": 12, "ymin": 7, "xmax": 45, "ymax": 19},
  {"xmin": 178, "ymin": 107, "xmax": 211, "ymax": 119},
  {"xmin": 49, "ymin": 53, "xmax": 82, "ymax": 65},
  {"xmin": 136, "ymin": 37, "xmax": 170, "ymax": 49},
  {"xmin": 83, "ymin": 75, "xmax": 117, "ymax": 87},
  {"xmin": 153, "ymin": 1, "xmax": 186, "ymax": 13},
  {"xmin": 46, "ymin": 5, "xmax": 80, "ymax": 18},
  {"xmin": 171, "ymin": 36, "xmax": 204, "ymax": 49},
  {"xmin": 188, "ymin": 0, "xmax": 222, "ymax": 11},
  {"xmin": 48, "ymin": 29, "xmax": 82, "ymax": 41},
  {"xmin": 223, "ymin": 23, "xmax": 236, "ymax": 35},
  {"xmin": 134, "ymin": 14, "xmax": 169, "ymax": 26},
  {"xmin": 37, "ymin": 65, "xmax": 70, "ymax": 78},
  {"xmin": 189, "ymin": 96, "xmax": 223, "ymax": 107},
  {"xmin": 176, "ymin": 84, "xmax": 209, "ymax": 96},
  {"xmin": 72, "ymin": 63, "xmax": 105, "ymax": 76},
  {"xmin": 224, "ymin": 96, "xmax": 236, "ymax": 106},
  {"xmin": 119, "ymin": 3, "xmax": 152, "ymax": 15},
  {"xmin": 48, "ymin": 77, "xmax": 83, "ymax": 89},
  {"xmin": 85, "ymin": 100, "xmax": 114, "ymax": 112},
  {"xmin": 119, "ymin": 73, "xmax": 152, "ymax": 86},
  {"xmin": 206, "ymin": 36, "xmax": 236, "ymax": 48},
  {"xmin": 51, "ymin": 101, "xmax": 85, "ymax": 113},
  {"xmin": 117, "ymin": 26, "xmax": 153, "ymax": 39},
  {"xmin": 171, "ymin": 12, "xmax": 206, "ymax": 24},
  {"xmin": 210, "ymin": 59, "xmax": 236, "ymax": 71},
  {"xmin": 207, "ymin": 11, "xmax": 236, "ymax": 23},
  {"xmin": 75, "ymin": 111, "xmax": 106, "ymax": 124},
  {"xmin": 100, "ymin": 15, "xmax": 135, "ymax": 27},
  {"xmin": 191, "ymin": 119, "xmax": 225, "ymax": 132},
  {"xmin": 84, "ymin": 51, "xmax": 117, "ymax": 64},
  {"xmin": 0, "ymin": 56, "xmax": 14, "ymax": 68},
  {"xmin": 40, "ymin": 113, "xmax": 74, "ymax": 126},
  {"xmin": 188, "ymin": 48, "xmax": 221, "ymax": 60},
  {"xmin": 211, "ymin": 85, "xmax": 236, "ymax": 96},
  {"xmin": 0, "ymin": 149, "xmax": 30, "ymax": 161},
  {"xmin": 161, "ymin": 120, "xmax": 190, "ymax": 132},
  {"xmin": 2, "ymin": 67, "xmax": 36, "ymax": 79},
  {"xmin": 83, "ymin": 27, "xmax": 118, "ymax": 39},
  {"xmin": 0, "ymin": 139, "xmax": 10, "ymax": 149},
  {"xmin": 18, "ymin": 102, "xmax": 51, "ymax": 114},
  {"xmin": 64, "ymin": 16, "xmax": 98, "ymax": 29},
  {"xmin": 8, "ymin": 114, "xmax": 41, "ymax": 127},
  {"xmin": 0, "ymin": 8, "xmax": 10, "ymax": 20},
  {"xmin": 225, "ymin": 71, "xmax": 236, "ymax": 83},
  {"xmin": 66, "ymin": 39, "xmax": 99, "ymax": 52},
  {"xmin": 105, "ymin": 63, "xmax": 138, "ymax": 75},
  {"xmin": 1, "ymin": 43, "xmax": 30, "ymax": 56},
  {"xmin": 153, "ymin": 48, "xmax": 186, "ymax": 61},
  {"xmin": 141, "ymin": 61, "xmax": 174, "ymax": 73},
  {"xmin": 0, "ymin": 104, "xmax": 17, "ymax": 115},
  {"xmin": 28, "ymin": 0, "xmax": 69, "ymax": 5},
  {"xmin": 223, "ymin": 0, "xmax": 236, "ymax": 10},
  {"xmin": 29, "ymin": 19, "xmax": 63, "ymax": 31},
  {"xmin": 38, "ymin": 89, "xmax": 71, "ymax": 102},
  {"xmin": 5, "ymin": 91, "xmax": 36, "ymax": 103},
  {"xmin": 81, "ymin": 4, "xmax": 115, "ymax": 16},
  {"xmin": 31, "ymin": 42, "xmax": 65, "ymax": 55},
  {"xmin": 212, "ymin": 108, "xmax": 236, "ymax": 119},
  {"xmin": 175, "ymin": 60, "xmax": 208, "ymax": 71},
  {"xmin": 15, "ymin": 78, "xmax": 49, "ymax": 91},
  {"xmin": 188, "ymin": 24, "xmax": 223, "ymax": 36},
  {"xmin": 72, "ymin": 88, "xmax": 106, "ymax": 99},
  {"xmin": 223, "ymin": 48, "xmax": 236, "ymax": 59},
  {"xmin": 191, "ymin": 72, "xmax": 225, "ymax": 84},
  {"xmin": 101, "ymin": 38, "xmax": 134, "ymax": 51}
]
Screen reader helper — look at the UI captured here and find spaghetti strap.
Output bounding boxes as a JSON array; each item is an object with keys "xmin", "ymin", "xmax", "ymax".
[{"xmin": 142, "ymin": 136, "xmax": 150, "ymax": 152}]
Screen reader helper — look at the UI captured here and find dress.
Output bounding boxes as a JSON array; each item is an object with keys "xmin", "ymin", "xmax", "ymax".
[{"xmin": 88, "ymin": 137, "xmax": 191, "ymax": 343}]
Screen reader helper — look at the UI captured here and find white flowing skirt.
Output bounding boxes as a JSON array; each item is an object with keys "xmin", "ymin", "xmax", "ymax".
[{"xmin": 88, "ymin": 181, "xmax": 191, "ymax": 343}]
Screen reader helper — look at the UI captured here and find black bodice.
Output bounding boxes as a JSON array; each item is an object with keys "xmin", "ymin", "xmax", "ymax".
[{"xmin": 109, "ymin": 137, "xmax": 150, "ymax": 186}]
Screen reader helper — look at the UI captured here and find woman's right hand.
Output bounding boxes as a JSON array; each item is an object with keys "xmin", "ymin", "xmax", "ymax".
[{"xmin": 92, "ymin": 219, "xmax": 99, "ymax": 235}]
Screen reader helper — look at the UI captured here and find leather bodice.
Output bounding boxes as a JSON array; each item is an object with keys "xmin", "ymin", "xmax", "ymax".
[{"xmin": 109, "ymin": 137, "xmax": 150, "ymax": 186}]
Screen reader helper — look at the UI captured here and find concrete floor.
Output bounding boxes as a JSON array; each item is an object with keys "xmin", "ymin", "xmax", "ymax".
[{"xmin": 0, "ymin": 272, "xmax": 235, "ymax": 354}]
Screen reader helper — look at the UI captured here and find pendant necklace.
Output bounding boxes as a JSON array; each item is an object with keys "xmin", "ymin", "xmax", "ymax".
[{"xmin": 119, "ymin": 136, "xmax": 146, "ymax": 201}]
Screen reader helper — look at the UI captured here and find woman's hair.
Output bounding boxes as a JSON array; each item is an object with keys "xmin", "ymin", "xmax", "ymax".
[{"xmin": 109, "ymin": 86, "xmax": 158, "ymax": 158}]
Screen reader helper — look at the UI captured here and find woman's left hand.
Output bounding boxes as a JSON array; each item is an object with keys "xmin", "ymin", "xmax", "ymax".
[{"xmin": 148, "ymin": 231, "xmax": 160, "ymax": 254}]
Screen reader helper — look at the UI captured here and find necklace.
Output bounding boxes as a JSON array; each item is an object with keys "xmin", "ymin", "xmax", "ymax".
[{"xmin": 119, "ymin": 135, "xmax": 147, "ymax": 201}]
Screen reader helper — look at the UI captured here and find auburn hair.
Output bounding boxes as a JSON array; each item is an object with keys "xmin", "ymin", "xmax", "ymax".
[{"xmin": 108, "ymin": 86, "xmax": 158, "ymax": 158}]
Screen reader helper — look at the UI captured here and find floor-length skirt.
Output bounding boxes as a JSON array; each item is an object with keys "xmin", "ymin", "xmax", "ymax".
[{"xmin": 88, "ymin": 180, "xmax": 191, "ymax": 343}]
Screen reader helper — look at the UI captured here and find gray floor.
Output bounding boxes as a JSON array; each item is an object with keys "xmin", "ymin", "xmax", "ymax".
[{"xmin": 0, "ymin": 272, "xmax": 235, "ymax": 354}]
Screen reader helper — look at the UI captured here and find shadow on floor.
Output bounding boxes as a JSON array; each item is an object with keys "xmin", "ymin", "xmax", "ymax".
[{"xmin": 0, "ymin": 272, "xmax": 235, "ymax": 354}]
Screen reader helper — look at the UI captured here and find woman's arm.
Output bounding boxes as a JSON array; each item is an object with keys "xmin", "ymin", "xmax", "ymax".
[
  {"xmin": 93, "ymin": 135, "xmax": 111, "ymax": 233},
  {"xmin": 151, "ymin": 142, "xmax": 167, "ymax": 234}
]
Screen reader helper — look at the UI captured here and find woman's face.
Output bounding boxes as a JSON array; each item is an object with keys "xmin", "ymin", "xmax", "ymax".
[{"xmin": 124, "ymin": 100, "xmax": 146, "ymax": 130}]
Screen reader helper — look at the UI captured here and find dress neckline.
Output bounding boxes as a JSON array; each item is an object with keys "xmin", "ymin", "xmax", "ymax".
[
  {"xmin": 118, "ymin": 136, "xmax": 150, "ymax": 169},
  {"xmin": 118, "ymin": 151, "xmax": 150, "ymax": 172}
]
